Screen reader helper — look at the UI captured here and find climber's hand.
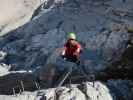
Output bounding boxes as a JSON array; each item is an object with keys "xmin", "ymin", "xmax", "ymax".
[{"xmin": 61, "ymin": 55, "xmax": 66, "ymax": 60}]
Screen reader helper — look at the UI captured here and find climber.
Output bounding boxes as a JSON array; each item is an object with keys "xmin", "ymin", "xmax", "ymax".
[{"xmin": 61, "ymin": 32, "xmax": 82, "ymax": 65}]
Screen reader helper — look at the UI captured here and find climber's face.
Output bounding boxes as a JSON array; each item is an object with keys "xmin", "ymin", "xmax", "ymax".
[{"xmin": 69, "ymin": 39, "xmax": 76, "ymax": 46}]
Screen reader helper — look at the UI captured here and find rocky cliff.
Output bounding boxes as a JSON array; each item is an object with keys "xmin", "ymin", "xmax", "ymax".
[{"xmin": 0, "ymin": 0, "xmax": 133, "ymax": 100}]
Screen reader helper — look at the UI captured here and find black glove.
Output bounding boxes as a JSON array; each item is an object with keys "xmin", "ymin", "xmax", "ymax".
[
  {"xmin": 61, "ymin": 55, "xmax": 65, "ymax": 58},
  {"xmin": 61, "ymin": 55, "xmax": 67, "ymax": 60}
]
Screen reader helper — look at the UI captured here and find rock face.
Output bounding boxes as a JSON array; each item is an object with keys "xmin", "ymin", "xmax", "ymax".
[
  {"xmin": 0, "ymin": 71, "xmax": 36, "ymax": 95},
  {"xmin": 0, "ymin": 0, "xmax": 132, "ymax": 71},
  {"xmin": 0, "ymin": 81, "xmax": 133, "ymax": 100},
  {"xmin": 0, "ymin": 0, "xmax": 133, "ymax": 100}
]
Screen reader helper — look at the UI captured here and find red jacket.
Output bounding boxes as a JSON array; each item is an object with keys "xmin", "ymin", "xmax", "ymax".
[{"xmin": 62, "ymin": 41, "xmax": 81, "ymax": 57}]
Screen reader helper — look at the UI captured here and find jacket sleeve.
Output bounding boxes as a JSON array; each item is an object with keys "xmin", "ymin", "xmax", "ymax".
[
  {"xmin": 76, "ymin": 44, "xmax": 81, "ymax": 53},
  {"xmin": 62, "ymin": 44, "xmax": 67, "ymax": 55}
]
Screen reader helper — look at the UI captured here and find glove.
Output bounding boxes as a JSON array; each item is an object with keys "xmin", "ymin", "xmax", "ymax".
[
  {"xmin": 61, "ymin": 54, "xmax": 65, "ymax": 58},
  {"xmin": 61, "ymin": 55, "xmax": 66, "ymax": 60}
]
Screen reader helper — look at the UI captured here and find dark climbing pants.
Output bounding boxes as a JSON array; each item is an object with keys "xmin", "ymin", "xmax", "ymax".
[{"xmin": 63, "ymin": 55, "xmax": 80, "ymax": 65}]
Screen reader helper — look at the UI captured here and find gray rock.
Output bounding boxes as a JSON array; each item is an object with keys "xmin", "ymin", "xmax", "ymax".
[
  {"xmin": 0, "ymin": 80, "xmax": 132, "ymax": 100},
  {"xmin": 0, "ymin": 51, "xmax": 7, "ymax": 61},
  {"xmin": 0, "ymin": 0, "xmax": 133, "ymax": 99},
  {"xmin": 0, "ymin": 71, "xmax": 37, "ymax": 95},
  {"xmin": 0, "ymin": 63, "xmax": 10, "ymax": 76},
  {"xmin": 0, "ymin": 0, "xmax": 132, "ymax": 72}
]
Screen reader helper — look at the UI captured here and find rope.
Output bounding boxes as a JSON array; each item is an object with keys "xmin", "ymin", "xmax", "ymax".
[
  {"xmin": 56, "ymin": 60, "xmax": 95, "ymax": 87},
  {"xmin": 57, "ymin": 66, "xmax": 73, "ymax": 87}
]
